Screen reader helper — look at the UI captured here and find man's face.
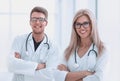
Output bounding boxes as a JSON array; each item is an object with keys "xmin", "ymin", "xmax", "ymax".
[{"xmin": 30, "ymin": 12, "xmax": 47, "ymax": 34}]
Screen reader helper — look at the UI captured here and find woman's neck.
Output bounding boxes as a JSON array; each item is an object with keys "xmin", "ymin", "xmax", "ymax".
[{"xmin": 80, "ymin": 38, "xmax": 92, "ymax": 48}]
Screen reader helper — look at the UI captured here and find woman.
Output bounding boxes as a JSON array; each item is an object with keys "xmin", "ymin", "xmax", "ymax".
[{"xmin": 58, "ymin": 9, "xmax": 108, "ymax": 81}]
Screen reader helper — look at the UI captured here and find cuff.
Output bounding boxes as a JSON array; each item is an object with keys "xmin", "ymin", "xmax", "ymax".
[{"xmin": 53, "ymin": 70, "xmax": 68, "ymax": 81}]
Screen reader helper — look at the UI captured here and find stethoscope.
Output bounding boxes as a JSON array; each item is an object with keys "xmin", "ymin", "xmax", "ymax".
[
  {"xmin": 74, "ymin": 43, "xmax": 97, "ymax": 68},
  {"xmin": 25, "ymin": 32, "xmax": 50, "ymax": 55}
]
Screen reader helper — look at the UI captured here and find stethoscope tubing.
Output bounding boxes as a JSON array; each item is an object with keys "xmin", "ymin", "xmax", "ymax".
[
  {"xmin": 74, "ymin": 43, "xmax": 97, "ymax": 64},
  {"xmin": 25, "ymin": 32, "xmax": 50, "ymax": 53}
]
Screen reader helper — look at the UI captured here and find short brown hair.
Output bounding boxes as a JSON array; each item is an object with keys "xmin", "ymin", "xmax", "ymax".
[{"xmin": 30, "ymin": 6, "xmax": 48, "ymax": 20}]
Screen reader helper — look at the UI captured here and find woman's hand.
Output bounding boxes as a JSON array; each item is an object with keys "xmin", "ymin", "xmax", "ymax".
[
  {"xmin": 81, "ymin": 70, "xmax": 95, "ymax": 78},
  {"xmin": 76, "ymin": 79, "xmax": 83, "ymax": 81},
  {"xmin": 58, "ymin": 64, "xmax": 69, "ymax": 71}
]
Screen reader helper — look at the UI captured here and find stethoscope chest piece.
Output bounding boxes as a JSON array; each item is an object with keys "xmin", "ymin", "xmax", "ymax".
[
  {"xmin": 73, "ymin": 63, "xmax": 79, "ymax": 68},
  {"xmin": 26, "ymin": 51, "xmax": 29, "ymax": 56}
]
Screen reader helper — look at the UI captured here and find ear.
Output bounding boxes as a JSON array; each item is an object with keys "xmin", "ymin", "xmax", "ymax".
[{"xmin": 44, "ymin": 20, "xmax": 48, "ymax": 26}]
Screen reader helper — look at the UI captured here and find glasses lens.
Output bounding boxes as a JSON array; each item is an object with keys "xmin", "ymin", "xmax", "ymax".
[
  {"xmin": 82, "ymin": 22, "xmax": 90, "ymax": 28},
  {"xmin": 31, "ymin": 18, "xmax": 37, "ymax": 22},
  {"xmin": 75, "ymin": 23, "xmax": 81, "ymax": 29},
  {"xmin": 75, "ymin": 21, "xmax": 90, "ymax": 29},
  {"xmin": 39, "ymin": 17, "xmax": 46, "ymax": 22}
]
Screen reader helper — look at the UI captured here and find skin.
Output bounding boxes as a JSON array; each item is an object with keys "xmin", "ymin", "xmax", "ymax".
[
  {"xmin": 30, "ymin": 12, "xmax": 47, "ymax": 42},
  {"xmin": 58, "ymin": 15, "xmax": 94, "ymax": 81},
  {"xmin": 15, "ymin": 14, "xmax": 94, "ymax": 80},
  {"xmin": 75, "ymin": 15, "xmax": 91, "ymax": 40},
  {"xmin": 15, "ymin": 12, "xmax": 48, "ymax": 70},
  {"xmin": 75, "ymin": 15, "xmax": 92, "ymax": 58}
]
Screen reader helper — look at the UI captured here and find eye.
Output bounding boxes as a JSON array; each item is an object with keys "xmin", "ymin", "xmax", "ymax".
[
  {"xmin": 75, "ymin": 22, "xmax": 81, "ymax": 29},
  {"xmin": 30, "ymin": 17, "xmax": 46, "ymax": 23},
  {"xmin": 39, "ymin": 17, "xmax": 46, "ymax": 22},
  {"xmin": 82, "ymin": 22, "xmax": 90, "ymax": 28},
  {"xmin": 83, "ymin": 22, "xmax": 89, "ymax": 25},
  {"xmin": 76, "ymin": 22, "xmax": 81, "ymax": 26},
  {"xmin": 30, "ymin": 18, "xmax": 37, "ymax": 22}
]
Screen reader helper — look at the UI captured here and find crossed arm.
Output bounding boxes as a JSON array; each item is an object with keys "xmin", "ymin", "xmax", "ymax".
[
  {"xmin": 15, "ymin": 52, "xmax": 94, "ymax": 81},
  {"xmin": 14, "ymin": 52, "xmax": 45, "ymax": 71},
  {"xmin": 58, "ymin": 64, "xmax": 94, "ymax": 81}
]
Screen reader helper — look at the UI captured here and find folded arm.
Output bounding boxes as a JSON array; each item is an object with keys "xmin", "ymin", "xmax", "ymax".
[
  {"xmin": 58, "ymin": 64, "xmax": 94, "ymax": 81},
  {"xmin": 14, "ymin": 52, "xmax": 46, "ymax": 71},
  {"xmin": 8, "ymin": 51, "xmax": 38, "ymax": 76},
  {"xmin": 83, "ymin": 51, "xmax": 108, "ymax": 81}
]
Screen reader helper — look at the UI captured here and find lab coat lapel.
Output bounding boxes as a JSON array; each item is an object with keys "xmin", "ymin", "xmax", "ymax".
[
  {"xmin": 35, "ymin": 36, "xmax": 47, "ymax": 53},
  {"xmin": 35, "ymin": 36, "xmax": 49, "ymax": 63},
  {"xmin": 28, "ymin": 34, "xmax": 34, "ymax": 53}
]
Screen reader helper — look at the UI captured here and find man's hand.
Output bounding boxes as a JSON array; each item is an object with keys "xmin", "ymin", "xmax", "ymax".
[
  {"xmin": 14, "ymin": 52, "xmax": 46, "ymax": 71},
  {"xmin": 36, "ymin": 63, "xmax": 46, "ymax": 71},
  {"xmin": 15, "ymin": 52, "xmax": 21, "ymax": 59}
]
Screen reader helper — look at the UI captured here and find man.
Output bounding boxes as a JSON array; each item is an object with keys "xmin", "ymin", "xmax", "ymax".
[{"xmin": 8, "ymin": 6, "xmax": 61, "ymax": 81}]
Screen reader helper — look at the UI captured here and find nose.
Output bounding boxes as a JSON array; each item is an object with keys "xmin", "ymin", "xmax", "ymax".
[
  {"xmin": 80, "ymin": 25, "xmax": 85, "ymax": 29},
  {"xmin": 36, "ymin": 20, "xmax": 41, "ymax": 23}
]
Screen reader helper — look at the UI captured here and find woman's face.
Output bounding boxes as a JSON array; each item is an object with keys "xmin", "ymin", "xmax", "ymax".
[{"xmin": 74, "ymin": 15, "xmax": 91, "ymax": 39}]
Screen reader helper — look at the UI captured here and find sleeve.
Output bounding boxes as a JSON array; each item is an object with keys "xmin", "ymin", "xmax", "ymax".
[
  {"xmin": 44, "ymin": 40, "xmax": 68, "ymax": 81},
  {"xmin": 7, "ymin": 36, "xmax": 38, "ymax": 76},
  {"xmin": 45, "ymin": 41, "xmax": 60, "ymax": 68},
  {"xmin": 59, "ymin": 51, "xmax": 67, "ymax": 65},
  {"xmin": 83, "ymin": 50, "xmax": 108, "ymax": 81},
  {"xmin": 53, "ymin": 70, "xmax": 68, "ymax": 81}
]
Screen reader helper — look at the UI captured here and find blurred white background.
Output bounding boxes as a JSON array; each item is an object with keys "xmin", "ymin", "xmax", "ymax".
[{"xmin": 0, "ymin": 0, "xmax": 120, "ymax": 81}]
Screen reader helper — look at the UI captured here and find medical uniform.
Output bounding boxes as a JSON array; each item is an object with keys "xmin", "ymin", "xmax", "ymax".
[
  {"xmin": 61, "ymin": 43, "xmax": 108, "ymax": 81},
  {"xmin": 8, "ymin": 33, "xmax": 67, "ymax": 81}
]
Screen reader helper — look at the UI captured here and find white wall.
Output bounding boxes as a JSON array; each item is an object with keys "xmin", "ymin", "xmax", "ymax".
[
  {"xmin": 98, "ymin": 0, "xmax": 120, "ymax": 81},
  {"xmin": 0, "ymin": 0, "xmax": 56, "ymax": 72},
  {"xmin": 0, "ymin": 0, "xmax": 56, "ymax": 80}
]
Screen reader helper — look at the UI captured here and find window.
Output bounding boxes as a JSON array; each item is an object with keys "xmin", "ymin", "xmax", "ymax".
[{"xmin": 0, "ymin": 0, "xmax": 56, "ymax": 72}]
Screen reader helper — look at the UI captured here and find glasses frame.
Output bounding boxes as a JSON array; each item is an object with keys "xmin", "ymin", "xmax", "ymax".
[
  {"xmin": 30, "ymin": 17, "xmax": 47, "ymax": 23},
  {"xmin": 74, "ymin": 21, "xmax": 90, "ymax": 29}
]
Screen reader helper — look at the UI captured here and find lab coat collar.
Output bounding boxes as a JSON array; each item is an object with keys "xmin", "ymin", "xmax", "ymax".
[
  {"xmin": 27, "ymin": 33, "xmax": 48, "ymax": 44},
  {"xmin": 27, "ymin": 33, "xmax": 48, "ymax": 51}
]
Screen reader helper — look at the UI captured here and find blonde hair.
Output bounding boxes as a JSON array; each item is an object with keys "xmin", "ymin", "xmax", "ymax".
[{"xmin": 65, "ymin": 9, "xmax": 105, "ymax": 60}]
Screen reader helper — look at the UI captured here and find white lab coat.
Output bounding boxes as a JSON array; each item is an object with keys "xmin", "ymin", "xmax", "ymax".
[
  {"xmin": 8, "ymin": 33, "xmax": 67, "ymax": 81},
  {"xmin": 60, "ymin": 43, "xmax": 108, "ymax": 81}
]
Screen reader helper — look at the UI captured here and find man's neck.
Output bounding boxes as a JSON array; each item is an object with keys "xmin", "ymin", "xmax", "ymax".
[{"xmin": 32, "ymin": 33, "xmax": 44, "ymax": 43}]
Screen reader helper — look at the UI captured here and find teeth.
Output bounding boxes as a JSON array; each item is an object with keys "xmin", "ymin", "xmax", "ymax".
[
  {"xmin": 81, "ymin": 30, "xmax": 86, "ymax": 34},
  {"xmin": 36, "ymin": 26, "xmax": 39, "ymax": 28},
  {"xmin": 36, "ymin": 26, "xmax": 40, "ymax": 28}
]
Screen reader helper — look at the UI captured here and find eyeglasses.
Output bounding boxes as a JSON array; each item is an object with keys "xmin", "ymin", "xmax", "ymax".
[
  {"xmin": 74, "ymin": 21, "xmax": 90, "ymax": 29},
  {"xmin": 30, "ymin": 17, "xmax": 46, "ymax": 23}
]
